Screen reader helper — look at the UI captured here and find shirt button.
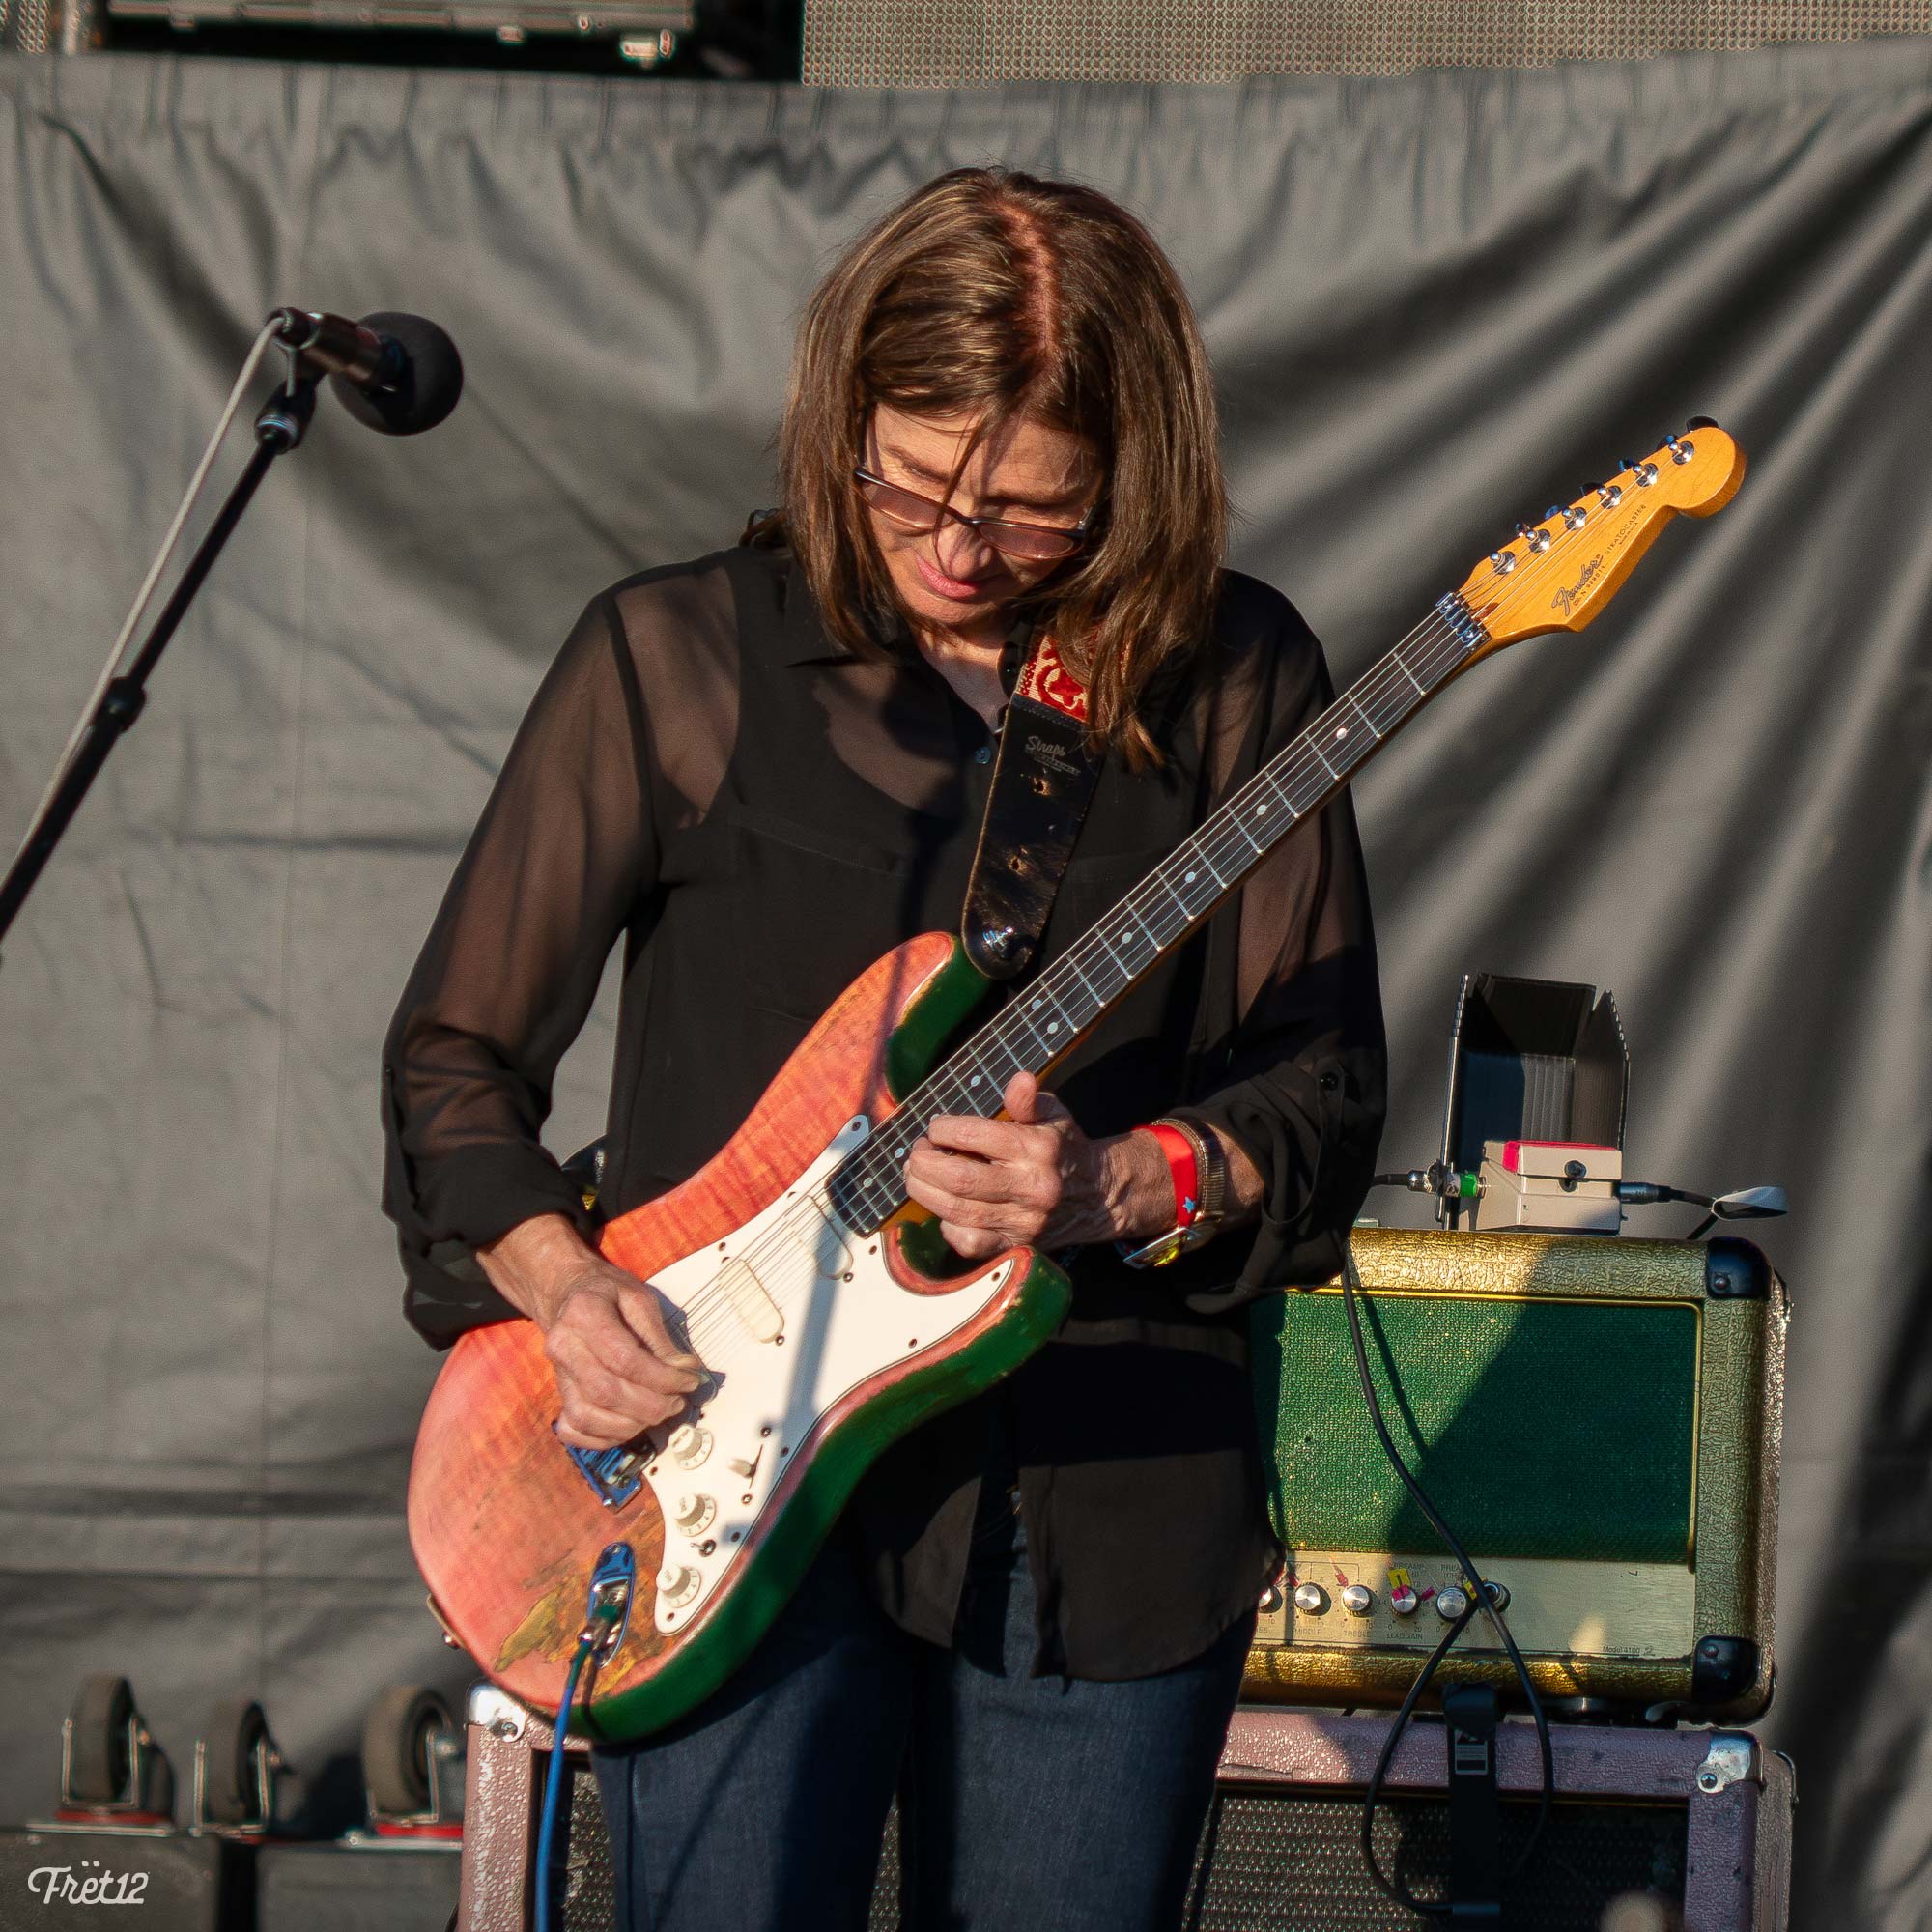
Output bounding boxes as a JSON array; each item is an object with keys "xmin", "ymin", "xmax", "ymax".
[{"xmin": 973, "ymin": 744, "xmax": 992, "ymax": 764}]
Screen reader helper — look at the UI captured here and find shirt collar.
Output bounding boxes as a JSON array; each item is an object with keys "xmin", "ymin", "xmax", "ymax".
[{"xmin": 779, "ymin": 554, "xmax": 853, "ymax": 667}]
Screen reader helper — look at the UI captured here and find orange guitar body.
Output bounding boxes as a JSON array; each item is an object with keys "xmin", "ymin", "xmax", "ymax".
[{"xmin": 408, "ymin": 931, "xmax": 1070, "ymax": 1737}]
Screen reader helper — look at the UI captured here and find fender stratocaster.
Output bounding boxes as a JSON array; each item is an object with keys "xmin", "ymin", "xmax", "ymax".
[{"xmin": 409, "ymin": 425, "xmax": 1746, "ymax": 1740}]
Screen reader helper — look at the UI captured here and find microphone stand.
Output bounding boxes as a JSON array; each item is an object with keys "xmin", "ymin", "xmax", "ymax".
[{"xmin": 0, "ymin": 362, "xmax": 320, "ymax": 954}]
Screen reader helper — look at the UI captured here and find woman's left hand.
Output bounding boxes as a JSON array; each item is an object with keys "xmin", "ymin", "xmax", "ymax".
[{"xmin": 903, "ymin": 1071, "xmax": 1173, "ymax": 1261}]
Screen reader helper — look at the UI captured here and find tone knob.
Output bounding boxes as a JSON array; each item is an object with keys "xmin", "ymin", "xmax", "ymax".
[
  {"xmin": 1292, "ymin": 1582, "xmax": 1329, "ymax": 1616},
  {"xmin": 1340, "ymin": 1583, "xmax": 1375, "ymax": 1617},
  {"xmin": 1435, "ymin": 1585, "xmax": 1470, "ymax": 1621},
  {"xmin": 656, "ymin": 1562, "xmax": 701, "ymax": 1608},
  {"xmin": 667, "ymin": 1424, "xmax": 712, "ymax": 1469},
  {"xmin": 1388, "ymin": 1584, "xmax": 1419, "ymax": 1617},
  {"xmin": 673, "ymin": 1492, "xmax": 716, "ymax": 1535}
]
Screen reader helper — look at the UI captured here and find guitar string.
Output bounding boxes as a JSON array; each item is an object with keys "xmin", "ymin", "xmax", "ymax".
[
  {"xmin": 846, "ymin": 608, "xmax": 1466, "ymax": 1178},
  {"xmin": 845, "ymin": 467, "xmax": 1663, "ymax": 1205},
  {"xmin": 668, "ymin": 508, "xmax": 1644, "ymax": 1377},
  {"xmin": 665, "ymin": 599, "xmax": 1469, "ymax": 1363},
  {"xmin": 672, "ymin": 513, "xmax": 1598, "ymax": 1364},
  {"xmin": 665, "ymin": 468, "xmax": 1665, "ymax": 1362},
  {"xmin": 666, "ymin": 593, "xmax": 1476, "ymax": 1366}
]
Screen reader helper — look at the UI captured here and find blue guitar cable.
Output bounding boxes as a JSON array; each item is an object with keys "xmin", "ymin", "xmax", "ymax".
[{"xmin": 536, "ymin": 1543, "xmax": 637, "ymax": 1932}]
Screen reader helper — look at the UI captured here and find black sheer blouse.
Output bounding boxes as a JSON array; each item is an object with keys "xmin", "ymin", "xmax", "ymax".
[{"xmin": 382, "ymin": 542, "xmax": 1386, "ymax": 1680}]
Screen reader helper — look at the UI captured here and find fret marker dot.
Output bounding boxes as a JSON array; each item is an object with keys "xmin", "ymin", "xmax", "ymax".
[
  {"xmin": 1257, "ymin": 804, "xmax": 1268, "ymax": 816},
  {"xmin": 1032, "ymin": 998, "xmax": 1042, "ymax": 1009},
  {"xmin": 895, "ymin": 1146, "xmax": 905, "ymax": 1158},
  {"xmin": 1335, "ymin": 726, "xmax": 1348, "ymax": 740},
  {"xmin": 1184, "ymin": 870, "xmax": 1196, "ymax": 883},
  {"xmin": 1048, "ymin": 1020, "xmax": 1060, "ymax": 1033},
  {"xmin": 970, "ymin": 1074, "xmax": 981, "ymax": 1086}
]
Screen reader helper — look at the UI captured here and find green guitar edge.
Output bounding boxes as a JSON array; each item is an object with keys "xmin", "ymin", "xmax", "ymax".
[
  {"xmin": 576, "ymin": 935, "xmax": 1065, "ymax": 1742},
  {"xmin": 887, "ymin": 935, "xmax": 993, "ymax": 1105}
]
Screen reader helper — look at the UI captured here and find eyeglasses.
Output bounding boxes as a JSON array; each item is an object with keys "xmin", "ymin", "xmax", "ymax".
[{"xmin": 853, "ymin": 467, "xmax": 1093, "ymax": 562}]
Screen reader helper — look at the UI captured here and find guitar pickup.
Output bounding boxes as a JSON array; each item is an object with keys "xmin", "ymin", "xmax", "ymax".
[{"xmin": 715, "ymin": 1259, "xmax": 784, "ymax": 1343}]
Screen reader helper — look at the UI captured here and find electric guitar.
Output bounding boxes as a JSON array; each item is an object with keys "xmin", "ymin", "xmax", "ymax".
[{"xmin": 409, "ymin": 424, "xmax": 1746, "ymax": 1739}]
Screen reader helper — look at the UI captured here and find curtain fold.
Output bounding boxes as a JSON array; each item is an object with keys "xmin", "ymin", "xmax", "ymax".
[{"xmin": 2, "ymin": 42, "xmax": 1928, "ymax": 1925}]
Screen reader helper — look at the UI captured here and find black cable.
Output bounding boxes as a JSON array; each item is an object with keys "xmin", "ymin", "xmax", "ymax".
[
  {"xmin": 1339, "ymin": 1237, "xmax": 1556, "ymax": 1916},
  {"xmin": 1361, "ymin": 1599, "xmax": 1478, "ymax": 1899}
]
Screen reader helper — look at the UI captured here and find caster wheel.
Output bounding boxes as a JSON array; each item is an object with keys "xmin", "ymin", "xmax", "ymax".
[
  {"xmin": 362, "ymin": 1684, "xmax": 455, "ymax": 1819},
  {"xmin": 201, "ymin": 1696, "xmax": 270, "ymax": 1827},
  {"xmin": 67, "ymin": 1674, "xmax": 134, "ymax": 1804}
]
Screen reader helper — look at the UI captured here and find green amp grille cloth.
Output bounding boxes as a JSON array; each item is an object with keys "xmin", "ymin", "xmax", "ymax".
[{"xmin": 1250, "ymin": 1293, "xmax": 1698, "ymax": 1562}]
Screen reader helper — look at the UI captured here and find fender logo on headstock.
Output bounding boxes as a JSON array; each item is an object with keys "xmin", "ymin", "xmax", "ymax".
[{"xmin": 1552, "ymin": 554, "xmax": 1605, "ymax": 616}]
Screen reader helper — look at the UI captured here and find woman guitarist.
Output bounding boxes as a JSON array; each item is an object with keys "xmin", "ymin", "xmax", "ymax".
[{"xmin": 383, "ymin": 167, "xmax": 1386, "ymax": 1932}]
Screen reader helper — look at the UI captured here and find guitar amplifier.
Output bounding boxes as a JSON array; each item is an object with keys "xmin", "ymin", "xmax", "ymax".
[
  {"xmin": 453, "ymin": 1690, "xmax": 1793, "ymax": 1930},
  {"xmin": 1245, "ymin": 1229, "xmax": 1785, "ymax": 1719}
]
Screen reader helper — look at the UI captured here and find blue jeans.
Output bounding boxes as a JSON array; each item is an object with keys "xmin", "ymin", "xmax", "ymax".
[{"xmin": 591, "ymin": 1478, "xmax": 1255, "ymax": 1931}]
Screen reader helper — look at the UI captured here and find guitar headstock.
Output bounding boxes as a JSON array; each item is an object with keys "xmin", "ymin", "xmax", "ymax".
[{"xmin": 1458, "ymin": 423, "xmax": 1746, "ymax": 664}]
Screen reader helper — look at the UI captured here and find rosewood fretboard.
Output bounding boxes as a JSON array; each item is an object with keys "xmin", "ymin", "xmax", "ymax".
[{"xmin": 829, "ymin": 590, "xmax": 1488, "ymax": 1232}]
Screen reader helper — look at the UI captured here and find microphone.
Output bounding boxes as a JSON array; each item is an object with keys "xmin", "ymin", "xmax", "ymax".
[{"xmin": 269, "ymin": 308, "xmax": 464, "ymax": 437}]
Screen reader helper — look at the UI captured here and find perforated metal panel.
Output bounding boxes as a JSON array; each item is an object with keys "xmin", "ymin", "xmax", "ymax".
[
  {"xmin": 1181, "ymin": 1787, "xmax": 1690, "ymax": 1931},
  {"xmin": 545, "ymin": 1773, "xmax": 1689, "ymax": 1930},
  {"xmin": 560, "ymin": 1763, "xmax": 617, "ymax": 1932},
  {"xmin": 804, "ymin": 0, "xmax": 1932, "ymax": 86}
]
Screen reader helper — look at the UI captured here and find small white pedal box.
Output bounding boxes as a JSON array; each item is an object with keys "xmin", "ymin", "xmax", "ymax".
[{"xmin": 1473, "ymin": 1139, "xmax": 1623, "ymax": 1235}]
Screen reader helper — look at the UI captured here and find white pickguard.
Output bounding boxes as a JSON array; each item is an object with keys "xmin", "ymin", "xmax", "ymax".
[{"xmin": 636, "ymin": 1116, "xmax": 1014, "ymax": 1634}]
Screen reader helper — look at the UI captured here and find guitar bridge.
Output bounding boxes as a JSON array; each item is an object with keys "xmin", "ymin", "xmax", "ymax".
[{"xmin": 565, "ymin": 1443, "xmax": 646, "ymax": 1510}]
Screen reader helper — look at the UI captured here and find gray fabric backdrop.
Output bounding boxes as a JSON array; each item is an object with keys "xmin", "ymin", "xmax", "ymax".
[{"xmin": 2, "ymin": 40, "xmax": 1928, "ymax": 1926}]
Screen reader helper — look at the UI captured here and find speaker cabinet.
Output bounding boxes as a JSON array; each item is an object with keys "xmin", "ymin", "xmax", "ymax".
[{"xmin": 454, "ymin": 1691, "xmax": 1792, "ymax": 1931}]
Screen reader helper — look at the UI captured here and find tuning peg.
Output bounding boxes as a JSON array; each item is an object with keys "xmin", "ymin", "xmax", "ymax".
[
  {"xmin": 1489, "ymin": 549, "xmax": 1517, "ymax": 576},
  {"xmin": 1597, "ymin": 480, "xmax": 1624, "ymax": 508}
]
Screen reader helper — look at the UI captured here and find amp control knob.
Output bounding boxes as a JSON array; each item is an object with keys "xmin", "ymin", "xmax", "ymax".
[
  {"xmin": 1435, "ymin": 1585, "xmax": 1471, "ymax": 1621},
  {"xmin": 1340, "ymin": 1583, "xmax": 1375, "ymax": 1617},
  {"xmin": 1292, "ymin": 1582, "xmax": 1329, "ymax": 1616},
  {"xmin": 673, "ymin": 1492, "xmax": 716, "ymax": 1535},
  {"xmin": 656, "ymin": 1562, "xmax": 701, "ymax": 1608},
  {"xmin": 667, "ymin": 1424, "xmax": 713, "ymax": 1470},
  {"xmin": 1388, "ymin": 1583, "xmax": 1419, "ymax": 1617}
]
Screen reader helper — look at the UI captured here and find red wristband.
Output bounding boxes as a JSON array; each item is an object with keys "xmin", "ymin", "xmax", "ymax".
[{"xmin": 1139, "ymin": 1122, "xmax": 1201, "ymax": 1229}]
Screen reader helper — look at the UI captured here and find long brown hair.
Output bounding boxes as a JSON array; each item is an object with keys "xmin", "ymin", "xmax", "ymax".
[{"xmin": 765, "ymin": 168, "xmax": 1227, "ymax": 770}]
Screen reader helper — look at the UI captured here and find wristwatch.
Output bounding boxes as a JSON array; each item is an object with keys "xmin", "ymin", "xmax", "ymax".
[{"xmin": 1119, "ymin": 1116, "xmax": 1228, "ymax": 1269}]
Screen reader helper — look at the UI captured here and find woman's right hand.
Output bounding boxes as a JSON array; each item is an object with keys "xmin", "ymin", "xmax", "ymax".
[{"xmin": 477, "ymin": 1215, "xmax": 707, "ymax": 1450}]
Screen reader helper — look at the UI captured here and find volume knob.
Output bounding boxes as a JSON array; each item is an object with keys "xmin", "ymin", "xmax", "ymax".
[
  {"xmin": 667, "ymin": 1424, "xmax": 713, "ymax": 1470},
  {"xmin": 656, "ymin": 1562, "xmax": 701, "ymax": 1608},
  {"xmin": 673, "ymin": 1492, "xmax": 716, "ymax": 1535}
]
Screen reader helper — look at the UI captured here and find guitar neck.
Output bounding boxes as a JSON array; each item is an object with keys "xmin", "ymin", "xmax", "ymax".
[{"xmin": 826, "ymin": 589, "xmax": 1488, "ymax": 1233}]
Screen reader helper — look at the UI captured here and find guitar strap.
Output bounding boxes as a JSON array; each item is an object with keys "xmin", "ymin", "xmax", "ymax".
[{"xmin": 961, "ymin": 632, "xmax": 1105, "ymax": 981}]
